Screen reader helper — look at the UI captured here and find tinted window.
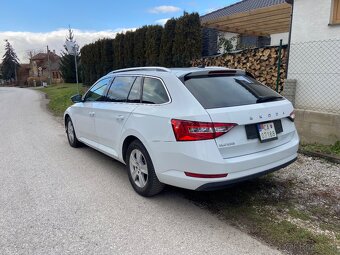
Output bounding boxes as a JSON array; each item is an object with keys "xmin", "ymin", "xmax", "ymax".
[
  {"xmin": 84, "ymin": 78, "xmax": 110, "ymax": 102},
  {"xmin": 184, "ymin": 75, "xmax": 282, "ymax": 109},
  {"xmin": 107, "ymin": 76, "xmax": 136, "ymax": 102},
  {"xmin": 127, "ymin": 77, "xmax": 142, "ymax": 103},
  {"xmin": 142, "ymin": 78, "xmax": 169, "ymax": 104}
]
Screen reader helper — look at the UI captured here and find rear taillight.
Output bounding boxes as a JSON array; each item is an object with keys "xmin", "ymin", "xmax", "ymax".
[
  {"xmin": 288, "ymin": 110, "xmax": 295, "ymax": 122},
  {"xmin": 171, "ymin": 119, "xmax": 237, "ymax": 141}
]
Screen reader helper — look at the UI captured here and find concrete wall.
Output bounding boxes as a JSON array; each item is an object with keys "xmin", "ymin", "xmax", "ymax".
[
  {"xmin": 282, "ymin": 79, "xmax": 297, "ymax": 105},
  {"xmin": 295, "ymin": 109, "xmax": 340, "ymax": 145},
  {"xmin": 283, "ymin": 79, "xmax": 340, "ymax": 145},
  {"xmin": 270, "ymin": 32, "xmax": 289, "ymax": 46}
]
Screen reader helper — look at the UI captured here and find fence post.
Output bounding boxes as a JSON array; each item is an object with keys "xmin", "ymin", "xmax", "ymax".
[{"xmin": 276, "ymin": 39, "xmax": 283, "ymax": 92}]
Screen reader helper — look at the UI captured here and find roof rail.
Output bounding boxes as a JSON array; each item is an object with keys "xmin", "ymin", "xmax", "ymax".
[{"xmin": 108, "ymin": 66, "xmax": 171, "ymax": 75}]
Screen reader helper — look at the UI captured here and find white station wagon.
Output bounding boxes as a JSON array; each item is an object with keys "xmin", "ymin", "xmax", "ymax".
[{"xmin": 64, "ymin": 67, "xmax": 299, "ymax": 196}]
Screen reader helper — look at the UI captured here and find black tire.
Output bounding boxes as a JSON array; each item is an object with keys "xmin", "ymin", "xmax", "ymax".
[
  {"xmin": 66, "ymin": 117, "xmax": 81, "ymax": 148},
  {"xmin": 126, "ymin": 140, "xmax": 164, "ymax": 197}
]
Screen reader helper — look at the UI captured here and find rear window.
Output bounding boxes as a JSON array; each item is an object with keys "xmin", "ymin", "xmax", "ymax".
[{"xmin": 184, "ymin": 75, "xmax": 282, "ymax": 109}]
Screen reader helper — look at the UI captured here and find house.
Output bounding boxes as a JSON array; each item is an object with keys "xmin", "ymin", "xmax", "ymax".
[
  {"xmin": 201, "ymin": 0, "xmax": 291, "ymax": 55},
  {"xmin": 29, "ymin": 51, "xmax": 63, "ymax": 84},
  {"xmin": 284, "ymin": 0, "xmax": 340, "ymax": 144}
]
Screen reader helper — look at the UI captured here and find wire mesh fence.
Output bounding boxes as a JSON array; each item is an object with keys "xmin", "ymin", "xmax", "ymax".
[{"xmin": 288, "ymin": 39, "xmax": 340, "ymax": 114}]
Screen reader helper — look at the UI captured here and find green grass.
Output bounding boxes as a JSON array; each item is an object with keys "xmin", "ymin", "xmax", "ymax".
[
  {"xmin": 288, "ymin": 207, "xmax": 311, "ymax": 221},
  {"xmin": 300, "ymin": 142, "xmax": 340, "ymax": 157},
  {"xmin": 38, "ymin": 83, "xmax": 88, "ymax": 116}
]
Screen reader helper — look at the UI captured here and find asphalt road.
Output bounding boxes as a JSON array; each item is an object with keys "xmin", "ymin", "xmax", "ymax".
[{"xmin": 0, "ymin": 87, "xmax": 282, "ymax": 255}]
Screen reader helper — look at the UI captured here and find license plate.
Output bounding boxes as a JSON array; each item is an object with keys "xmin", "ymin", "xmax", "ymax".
[{"xmin": 257, "ymin": 122, "xmax": 277, "ymax": 142}]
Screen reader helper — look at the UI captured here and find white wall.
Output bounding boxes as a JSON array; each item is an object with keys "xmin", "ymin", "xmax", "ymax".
[
  {"xmin": 291, "ymin": 0, "xmax": 340, "ymax": 42},
  {"xmin": 270, "ymin": 32, "xmax": 289, "ymax": 46},
  {"xmin": 288, "ymin": 0, "xmax": 340, "ymax": 114}
]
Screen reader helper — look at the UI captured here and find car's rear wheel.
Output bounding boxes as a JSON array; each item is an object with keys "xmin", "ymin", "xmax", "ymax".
[
  {"xmin": 66, "ymin": 118, "xmax": 81, "ymax": 148},
  {"xmin": 126, "ymin": 140, "xmax": 164, "ymax": 197}
]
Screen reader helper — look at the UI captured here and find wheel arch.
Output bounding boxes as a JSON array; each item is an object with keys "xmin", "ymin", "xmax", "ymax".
[
  {"xmin": 64, "ymin": 113, "xmax": 71, "ymax": 127},
  {"xmin": 120, "ymin": 129, "xmax": 154, "ymax": 164},
  {"xmin": 122, "ymin": 135, "xmax": 142, "ymax": 163}
]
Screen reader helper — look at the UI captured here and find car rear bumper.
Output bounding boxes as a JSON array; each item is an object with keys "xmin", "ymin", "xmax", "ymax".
[
  {"xmin": 196, "ymin": 157, "xmax": 297, "ymax": 191},
  {"xmin": 152, "ymin": 131, "xmax": 299, "ymax": 190}
]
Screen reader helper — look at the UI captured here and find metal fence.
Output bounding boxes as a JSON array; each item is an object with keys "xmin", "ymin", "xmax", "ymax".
[{"xmin": 288, "ymin": 39, "xmax": 340, "ymax": 114}]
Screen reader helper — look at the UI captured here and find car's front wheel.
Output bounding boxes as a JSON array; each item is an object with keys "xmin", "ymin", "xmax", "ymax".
[
  {"xmin": 126, "ymin": 140, "xmax": 164, "ymax": 197},
  {"xmin": 66, "ymin": 117, "xmax": 81, "ymax": 148}
]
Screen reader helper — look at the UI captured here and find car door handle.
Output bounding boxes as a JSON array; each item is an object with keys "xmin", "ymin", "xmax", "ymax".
[{"xmin": 116, "ymin": 115, "xmax": 125, "ymax": 121}]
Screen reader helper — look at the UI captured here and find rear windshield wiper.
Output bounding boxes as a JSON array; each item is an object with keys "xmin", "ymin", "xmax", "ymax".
[{"xmin": 257, "ymin": 96, "xmax": 283, "ymax": 103}]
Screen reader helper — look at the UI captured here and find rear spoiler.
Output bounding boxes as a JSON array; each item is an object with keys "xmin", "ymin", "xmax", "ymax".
[{"xmin": 182, "ymin": 69, "xmax": 248, "ymax": 81}]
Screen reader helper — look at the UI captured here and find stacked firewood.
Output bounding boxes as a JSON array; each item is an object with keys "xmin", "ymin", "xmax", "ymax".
[{"xmin": 192, "ymin": 46, "xmax": 287, "ymax": 92}]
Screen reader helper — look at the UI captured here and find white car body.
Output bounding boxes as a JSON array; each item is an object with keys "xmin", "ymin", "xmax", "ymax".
[{"xmin": 64, "ymin": 67, "xmax": 299, "ymax": 191}]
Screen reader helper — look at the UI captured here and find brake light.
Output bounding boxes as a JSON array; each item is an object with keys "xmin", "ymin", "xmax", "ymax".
[
  {"xmin": 171, "ymin": 119, "xmax": 237, "ymax": 141},
  {"xmin": 288, "ymin": 110, "xmax": 295, "ymax": 122}
]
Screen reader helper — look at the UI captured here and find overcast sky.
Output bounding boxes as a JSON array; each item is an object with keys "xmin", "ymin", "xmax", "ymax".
[{"xmin": 0, "ymin": 0, "xmax": 238, "ymax": 62}]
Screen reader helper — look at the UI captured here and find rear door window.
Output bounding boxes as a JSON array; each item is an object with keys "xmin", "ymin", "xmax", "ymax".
[
  {"xmin": 127, "ymin": 77, "xmax": 142, "ymax": 103},
  {"xmin": 107, "ymin": 76, "xmax": 136, "ymax": 102},
  {"xmin": 184, "ymin": 75, "xmax": 282, "ymax": 109},
  {"xmin": 142, "ymin": 77, "xmax": 169, "ymax": 104}
]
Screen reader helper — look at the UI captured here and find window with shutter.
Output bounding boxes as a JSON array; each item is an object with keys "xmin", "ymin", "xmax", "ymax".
[{"xmin": 331, "ymin": 0, "xmax": 340, "ymax": 24}]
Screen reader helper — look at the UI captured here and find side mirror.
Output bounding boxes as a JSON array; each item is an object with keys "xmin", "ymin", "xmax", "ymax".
[{"xmin": 71, "ymin": 94, "xmax": 83, "ymax": 103}]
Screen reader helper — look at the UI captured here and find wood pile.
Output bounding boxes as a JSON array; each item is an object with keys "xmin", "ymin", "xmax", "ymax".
[{"xmin": 192, "ymin": 46, "xmax": 287, "ymax": 92}]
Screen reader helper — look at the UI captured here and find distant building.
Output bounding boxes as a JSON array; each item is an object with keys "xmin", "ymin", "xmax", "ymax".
[{"xmin": 29, "ymin": 51, "xmax": 63, "ymax": 84}]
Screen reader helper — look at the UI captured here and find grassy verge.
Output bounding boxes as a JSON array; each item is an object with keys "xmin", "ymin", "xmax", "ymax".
[
  {"xmin": 37, "ymin": 83, "xmax": 88, "ymax": 116},
  {"xmin": 300, "ymin": 142, "xmax": 340, "ymax": 157},
  {"xmin": 181, "ymin": 173, "xmax": 339, "ymax": 255}
]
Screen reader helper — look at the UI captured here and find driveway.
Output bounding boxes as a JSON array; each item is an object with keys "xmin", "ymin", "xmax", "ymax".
[{"xmin": 0, "ymin": 87, "xmax": 281, "ymax": 255}]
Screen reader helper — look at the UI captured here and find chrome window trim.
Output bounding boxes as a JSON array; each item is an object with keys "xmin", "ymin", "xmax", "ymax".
[{"xmin": 106, "ymin": 74, "xmax": 172, "ymax": 106}]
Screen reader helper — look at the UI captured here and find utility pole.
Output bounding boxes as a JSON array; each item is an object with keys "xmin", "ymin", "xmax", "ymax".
[
  {"xmin": 46, "ymin": 45, "xmax": 51, "ymax": 85},
  {"xmin": 74, "ymin": 44, "xmax": 79, "ymax": 94}
]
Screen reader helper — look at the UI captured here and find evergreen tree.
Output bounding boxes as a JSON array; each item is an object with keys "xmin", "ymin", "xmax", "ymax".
[
  {"xmin": 145, "ymin": 25, "xmax": 163, "ymax": 66},
  {"xmin": 134, "ymin": 26, "xmax": 147, "ymax": 67},
  {"xmin": 172, "ymin": 12, "xmax": 202, "ymax": 67},
  {"xmin": 1, "ymin": 40, "xmax": 20, "ymax": 81},
  {"xmin": 159, "ymin": 18, "xmax": 177, "ymax": 67},
  {"xmin": 60, "ymin": 27, "xmax": 81, "ymax": 83},
  {"xmin": 124, "ymin": 31, "xmax": 135, "ymax": 67},
  {"xmin": 100, "ymin": 39, "xmax": 114, "ymax": 74},
  {"xmin": 113, "ymin": 33, "xmax": 125, "ymax": 69},
  {"xmin": 80, "ymin": 12, "xmax": 202, "ymax": 81}
]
